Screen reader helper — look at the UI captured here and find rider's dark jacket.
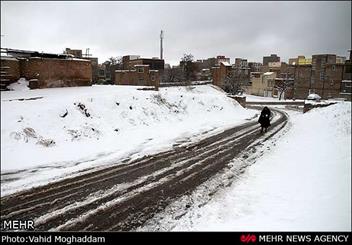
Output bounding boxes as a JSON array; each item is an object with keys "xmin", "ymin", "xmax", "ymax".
[{"xmin": 258, "ymin": 107, "xmax": 271, "ymax": 128}]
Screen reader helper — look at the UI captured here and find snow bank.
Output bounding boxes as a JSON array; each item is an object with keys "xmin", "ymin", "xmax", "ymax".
[
  {"xmin": 1, "ymin": 84, "xmax": 256, "ymax": 194},
  {"xmin": 167, "ymin": 102, "xmax": 351, "ymax": 231},
  {"xmin": 7, "ymin": 78, "xmax": 30, "ymax": 91}
]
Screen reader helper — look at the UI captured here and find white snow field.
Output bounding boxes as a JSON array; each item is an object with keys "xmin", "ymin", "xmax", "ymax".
[
  {"xmin": 1, "ymin": 83, "xmax": 256, "ymax": 195},
  {"xmin": 140, "ymin": 102, "xmax": 351, "ymax": 231}
]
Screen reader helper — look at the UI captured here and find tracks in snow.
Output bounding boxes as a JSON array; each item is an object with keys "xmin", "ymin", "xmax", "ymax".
[{"xmin": 0, "ymin": 108, "xmax": 288, "ymax": 231}]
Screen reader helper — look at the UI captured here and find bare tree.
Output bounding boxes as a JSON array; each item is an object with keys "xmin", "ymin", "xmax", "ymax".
[
  {"xmin": 162, "ymin": 67, "xmax": 185, "ymax": 83},
  {"xmin": 274, "ymin": 73, "xmax": 294, "ymax": 100},
  {"xmin": 180, "ymin": 53, "xmax": 196, "ymax": 83},
  {"xmin": 223, "ymin": 70, "xmax": 244, "ymax": 95},
  {"xmin": 108, "ymin": 57, "xmax": 119, "ymax": 65}
]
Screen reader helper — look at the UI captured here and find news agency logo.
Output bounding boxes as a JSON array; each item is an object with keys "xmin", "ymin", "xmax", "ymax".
[{"xmin": 240, "ymin": 234, "xmax": 257, "ymax": 243}]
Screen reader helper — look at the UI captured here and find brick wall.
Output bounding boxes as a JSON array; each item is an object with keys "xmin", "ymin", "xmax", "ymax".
[
  {"xmin": 294, "ymin": 65, "xmax": 312, "ymax": 99},
  {"xmin": 211, "ymin": 63, "xmax": 232, "ymax": 88},
  {"xmin": 115, "ymin": 66, "xmax": 160, "ymax": 88},
  {"xmin": 20, "ymin": 57, "xmax": 92, "ymax": 88},
  {"xmin": 0, "ymin": 57, "xmax": 20, "ymax": 85}
]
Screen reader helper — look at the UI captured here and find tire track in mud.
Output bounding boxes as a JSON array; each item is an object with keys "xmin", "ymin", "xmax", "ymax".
[{"xmin": 1, "ymin": 108, "xmax": 288, "ymax": 231}]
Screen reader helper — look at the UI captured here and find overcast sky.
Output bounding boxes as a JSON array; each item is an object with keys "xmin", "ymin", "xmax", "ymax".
[{"xmin": 1, "ymin": 1, "xmax": 351, "ymax": 66}]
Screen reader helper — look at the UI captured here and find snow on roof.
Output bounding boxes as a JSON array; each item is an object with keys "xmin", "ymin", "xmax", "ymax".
[
  {"xmin": 149, "ymin": 70, "xmax": 159, "ymax": 72},
  {"xmin": 134, "ymin": 64, "xmax": 149, "ymax": 67},
  {"xmin": 67, "ymin": 58, "xmax": 91, "ymax": 62},
  {"xmin": 1, "ymin": 56, "xmax": 18, "ymax": 61},
  {"xmin": 307, "ymin": 93, "xmax": 321, "ymax": 100},
  {"xmin": 342, "ymin": 80, "xmax": 352, "ymax": 83},
  {"xmin": 264, "ymin": 72, "xmax": 274, "ymax": 76},
  {"xmin": 221, "ymin": 61, "xmax": 231, "ymax": 66}
]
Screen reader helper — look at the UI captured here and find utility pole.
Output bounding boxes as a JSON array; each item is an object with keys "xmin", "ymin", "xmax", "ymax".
[{"xmin": 160, "ymin": 30, "xmax": 164, "ymax": 60}]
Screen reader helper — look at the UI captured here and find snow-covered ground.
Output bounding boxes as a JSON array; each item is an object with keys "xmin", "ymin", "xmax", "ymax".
[
  {"xmin": 245, "ymin": 93, "xmax": 303, "ymax": 102},
  {"xmin": 1, "ymin": 83, "xmax": 256, "ymax": 195},
  {"xmin": 2, "ymin": 82, "xmax": 350, "ymax": 231},
  {"xmin": 139, "ymin": 102, "xmax": 351, "ymax": 231}
]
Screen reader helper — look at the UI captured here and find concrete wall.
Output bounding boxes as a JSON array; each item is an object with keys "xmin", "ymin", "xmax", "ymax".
[{"xmin": 250, "ymin": 72, "xmax": 276, "ymax": 96}]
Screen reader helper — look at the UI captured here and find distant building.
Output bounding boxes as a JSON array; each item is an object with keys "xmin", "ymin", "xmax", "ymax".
[
  {"xmin": 234, "ymin": 58, "xmax": 248, "ymax": 68},
  {"xmin": 310, "ymin": 54, "xmax": 343, "ymax": 99},
  {"xmin": 340, "ymin": 50, "xmax": 352, "ymax": 100},
  {"xmin": 202, "ymin": 57, "xmax": 217, "ymax": 69},
  {"xmin": 216, "ymin": 55, "xmax": 230, "ymax": 65},
  {"xmin": 340, "ymin": 80, "xmax": 352, "ymax": 100},
  {"xmin": 200, "ymin": 68, "xmax": 211, "ymax": 80},
  {"xmin": 289, "ymin": 55, "xmax": 312, "ymax": 65},
  {"xmin": 192, "ymin": 56, "xmax": 228, "ymax": 71},
  {"xmin": 211, "ymin": 61, "xmax": 232, "ymax": 88},
  {"xmin": 122, "ymin": 55, "xmax": 164, "ymax": 72},
  {"xmin": 292, "ymin": 54, "xmax": 346, "ymax": 99},
  {"xmin": 64, "ymin": 48, "xmax": 82, "ymax": 58},
  {"xmin": 293, "ymin": 64, "xmax": 312, "ymax": 99},
  {"xmin": 63, "ymin": 47, "xmax": 98, "ymax": 83},
  {"xmin": 82, "ymin": 56, "xmax": 99, "ymax": 83},
  {"xmin": 336, "ymin": 56, "xmax": 346, "ymax": 64},
  {"xmin": 98, "ymin": 60, "xmax": 122, "ymax": 84},
  {"xmin": 249, "ymin": 71, "xmax": 276, "ymax": 97},
  {"xmin": 263, "ymin": 54, "xmax": 280, "ymax": 66},
  {"xmin": 115, "ymin": 64, "xmax": 160, "ymax": 88},
  {"xmin": 248, "ymin": 62, "xmax": 262, "ymax": 72},
  {"xmin": 232, "ymin": 58, "xmax": 251, "ymax": 85}
]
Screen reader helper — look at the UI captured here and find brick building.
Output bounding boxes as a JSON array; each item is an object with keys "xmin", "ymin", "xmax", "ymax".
[
  {"xmin": 21, "ymin": 57, "xmax": 92, "ymax": 88},
  {"xmin": 292, "ymin": 54, "xmax": 347, "ymax": 99},
  {"xmin": 122, "ymin": 55, "xmax": 164, "ymax": 72},
  {"xmin": 211, "ymin": 61, "xmax": 232, "ymax": 88},
  {"xmin": 293, "ymin": 64, "xmax": 312, "ymax": 99},
  {"xmin": 340, "ymin": 50, "xmax": 352, "ymax": 100},
  {"xmin": 115, "ymin": 64, "xmax": 160, "ymax": 88},
  {"xmin": 81, "ymin": 57, "xmax": 98, "ymax": 83},
  {"xmin": 63, "ymin": 48, "xmax": 99, "ymax": 83},
  {"xmin": 310, "ymin": 54, "xmax": 343, "ymax": 98},
  {"xmin": 0, "ymin": 49, "xmax": 92, "ymax": 89},
  {"xmin": 0, "ymin": 56, "xmax": 20, "ymax": 90}
]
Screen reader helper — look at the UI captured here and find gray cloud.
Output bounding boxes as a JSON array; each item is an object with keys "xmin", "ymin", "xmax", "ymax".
[{"xmin": 1, "ymin": 1, "xmax": 351, "ymax": 65}]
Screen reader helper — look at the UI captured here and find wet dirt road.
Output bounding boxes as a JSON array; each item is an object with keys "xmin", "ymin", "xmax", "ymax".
[{"xmin": 1, "ymin": 108, "xmax": 288, "ymax": 231}]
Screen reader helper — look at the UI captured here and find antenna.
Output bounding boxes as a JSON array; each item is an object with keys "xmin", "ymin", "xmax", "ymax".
[
  {"xmin": 84, "ymin": 48, "xmax": 92, "ymax": 57},
  {"xmin": 160, "ymin": 30, "xmax": 164, "ymax": 60}
]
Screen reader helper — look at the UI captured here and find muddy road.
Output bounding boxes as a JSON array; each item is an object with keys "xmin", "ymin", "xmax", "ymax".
[{"xmin": 1, "ymin": 108, "xmax": 288, "ymax": 231}]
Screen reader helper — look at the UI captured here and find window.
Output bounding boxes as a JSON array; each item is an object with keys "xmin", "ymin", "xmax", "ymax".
[
  {"xmin": 320, "ymin": 72, "xmax": 325, "ymax": 81},
  {"xmin": 151, "ymin": 75, "xmax": 156, "ymax": 81},
  {"xmin": 332, "ymin": 65, "xmax": 336, "ymax": 71},
  {"xmin": 138, "ymin": 67, "xmax": 144, "ymax": 73}
]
